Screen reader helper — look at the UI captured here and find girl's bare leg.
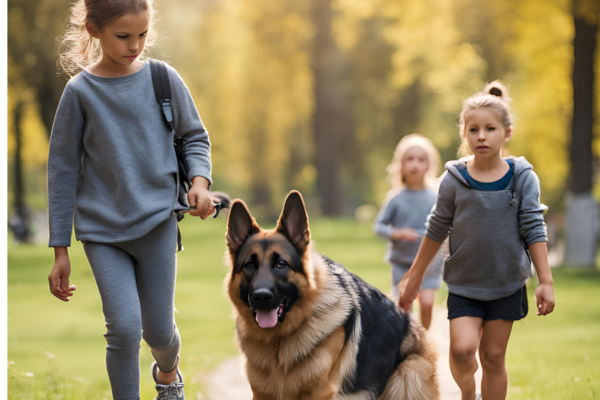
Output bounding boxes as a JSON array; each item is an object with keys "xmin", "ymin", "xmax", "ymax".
[
  {"xmin": 450, "ymin": 317, "xmax": 483, "ymax": 400},
  {"xmin": 479, "ymin": 319, "xmax": 513, "ymax": 400},
  {"xmin": 417, "ymin": 289, "xmax": 436, "ymax": 329}
]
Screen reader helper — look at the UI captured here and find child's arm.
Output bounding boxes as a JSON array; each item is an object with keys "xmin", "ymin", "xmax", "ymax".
[
  {"xmin": 47, "ymin": 84, "xmax": 84, "ymax": 248},
  {"xmin": 168, "ymin": 67, "xmax": 214, "ymax": 219},
  {"xmin": 390, "ymin": 228, "xmax": 419, "ymax": 242},
  {"xmin": 48, "ymin": 247, "xmax": 76, "ymax": 302},
  {"xmin": 373, "ymin": 195, "xmax": 418, "ymax": 242},
  {"xmin": 529, "ymin": 242, "xmax": 555, "ymax": 316},
  {"xmin": 47, "ymin": 84, "xmax": 83, "ymax": 301},
  {"xmin": 168, "ymin": 68, "xmax": 212, "ymax": 178},
  {"xmin": 398, "ymin": 236, "xmax": 443, "ymax": 311},
  {"xmin": 518, "ymin": 170, "xmax": 555, "ymax": 316},
  {"xmin": 373, "ymin": 195, "xmax": 396, "ymax": 238}
]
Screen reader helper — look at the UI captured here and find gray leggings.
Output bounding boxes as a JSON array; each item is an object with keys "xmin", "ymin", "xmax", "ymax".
[{"xmin": 83, "ymin": 214, "xmax": 180, "ymax": 400}]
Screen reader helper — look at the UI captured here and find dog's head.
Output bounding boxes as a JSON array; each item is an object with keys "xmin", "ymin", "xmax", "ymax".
[{"xmin": 225, "ymin": 191, "xmax": 312, "ymax": 329}]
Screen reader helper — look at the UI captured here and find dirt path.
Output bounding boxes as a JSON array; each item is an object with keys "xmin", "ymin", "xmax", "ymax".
[
  {"xmin": 201, "ymin": 355, "xmax": 253, "ymax": 400},
  {"xmin": 201, "ymin": 306, "xmax": 481, "ymax": 399}
]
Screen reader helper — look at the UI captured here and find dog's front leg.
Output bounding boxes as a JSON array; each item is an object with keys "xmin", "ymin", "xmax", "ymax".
[{"xmin": 298, "ymin": 327, "xmax": 347, "ymax": 400}]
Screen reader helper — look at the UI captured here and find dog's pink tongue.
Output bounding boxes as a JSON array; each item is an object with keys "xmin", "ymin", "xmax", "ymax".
[{"xmin": 256, "ymin": 309, "xmax": 278, "ymax": 328}]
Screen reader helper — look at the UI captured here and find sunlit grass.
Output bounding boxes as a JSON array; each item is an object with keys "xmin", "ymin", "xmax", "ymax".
[
  {"xmin": 507, "ymin": 267, "xmax": 600, "ymax": 399},
  {"xmin": 7, "ymin": 218, "xmax": 600, "ymax": 399}
]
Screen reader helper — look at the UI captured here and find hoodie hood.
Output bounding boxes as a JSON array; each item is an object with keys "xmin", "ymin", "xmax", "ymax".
[
  {"xmin": 445, "ymin": 155, "xmax": 534, "ymax": 206},
  {"xmin": 445, "ymin": 155, "xmax": 533, "ymax": 185}
]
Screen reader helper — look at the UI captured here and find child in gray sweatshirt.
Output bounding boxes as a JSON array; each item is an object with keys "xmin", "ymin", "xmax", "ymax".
[
  {"xmin": 374, "ymin": 134, "xmax": 444, "ymax": 330},
  {"xmin": 399, "ymin": 81, "xmax": 555, "ymax": 400},
  {"xmin": 47, "ymin": 1, "xmax": 213, "ymax": 399}
]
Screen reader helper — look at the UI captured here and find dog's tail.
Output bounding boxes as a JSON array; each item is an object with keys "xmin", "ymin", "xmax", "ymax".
[{"xmin": 380, "ymin": 314, "xmax": 440, "ymax": 400}]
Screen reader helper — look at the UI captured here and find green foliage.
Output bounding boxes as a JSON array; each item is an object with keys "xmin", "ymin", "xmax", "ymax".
[
  {"xmin": 154, "ymin": 0, "xmax": 315, "ymax": 210},
  {"xmin": 7, "ymin": 0, "xmax": 600, "ymax": 215},
  {"xmin": 499, "ymin": 0, "xmax": 574, "ymax": 208}
]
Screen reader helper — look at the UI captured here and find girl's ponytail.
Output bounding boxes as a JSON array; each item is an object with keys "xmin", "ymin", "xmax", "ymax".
[
  {"xmin": 58, "ymin": 0, "xmax": 99, "ymax": 79},
  {"xmin": 58, "ymin": 0, "xmax": 156, "ymax": 78}
]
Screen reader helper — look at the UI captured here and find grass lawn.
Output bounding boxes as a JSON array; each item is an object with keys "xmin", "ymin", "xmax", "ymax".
[
  {"xmin": 507, "ymin": 267, "xmax": 600, "ymax": 399},
  {"xmin": 7, "ymin": 217, "xmax": 600, "ymax": 399}
]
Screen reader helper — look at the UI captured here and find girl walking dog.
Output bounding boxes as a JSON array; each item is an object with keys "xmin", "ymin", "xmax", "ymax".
[
  {"xmin": 47, "ymin": 0, "xmax": 218, "ymax": 398},
  {"xmin": 374, "ymin": 134, "xmax": 445, "ymax": 330},
  {"xmin": 399, "ymin": 81, "xmax": 556, "ymax": 400}
]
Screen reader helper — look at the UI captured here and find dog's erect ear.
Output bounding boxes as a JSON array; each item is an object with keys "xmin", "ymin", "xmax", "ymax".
[
  {"xmin": 276, "ymin": 191, "xmax": 311, "ymax": 253},
  {"xmin": 226, "ymin": 200, "xmax": 260, "ymax": 254}
]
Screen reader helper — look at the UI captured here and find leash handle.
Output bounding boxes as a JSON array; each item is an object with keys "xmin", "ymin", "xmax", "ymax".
[
  {"xmin": 212, "ymin": 201, "xmax": 223, "ymax": 218},
  {"xmin": 178, "ymin": 201, "xmax": 222, "ymax": 218}
]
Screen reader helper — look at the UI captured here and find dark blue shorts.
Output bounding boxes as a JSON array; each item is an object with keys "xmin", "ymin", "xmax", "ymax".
[{"xmin": 447, "ymin": 286, "xmax": 528, "ymax": 321}]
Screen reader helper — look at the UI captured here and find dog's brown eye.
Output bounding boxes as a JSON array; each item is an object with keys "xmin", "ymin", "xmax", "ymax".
[
  {"xmin": 245, "ymin": 262, "xmax": 255, "ymax": 270},
  {"xmin": 276, "ymin": 259, "xmax": 288, "ymax": 269}
]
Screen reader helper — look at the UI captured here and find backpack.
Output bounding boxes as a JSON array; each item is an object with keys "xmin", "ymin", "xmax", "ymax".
[{"xmin": 149, "ymin": 59, "xmax": 224, "ymax": 250}]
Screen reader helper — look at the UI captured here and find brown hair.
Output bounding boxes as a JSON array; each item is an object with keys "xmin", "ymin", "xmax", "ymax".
[
  {"xmin": 58, "ymin": 0, "xmax": 156, "ymax": 78},
  {"xmin": 457, "ymin": 81, "xmax": 513, "ymax": 157}
]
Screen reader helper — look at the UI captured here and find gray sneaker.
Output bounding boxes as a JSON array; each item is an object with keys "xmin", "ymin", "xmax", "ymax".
[{"xmin": 151, "ymin": 361, "xmax": 185, "ymax": 400}]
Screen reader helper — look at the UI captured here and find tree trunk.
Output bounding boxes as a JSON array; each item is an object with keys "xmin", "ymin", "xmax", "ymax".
[
  {"xmin": 564, "ymin": 8, "xmax": 598, "ymax": 267},
  {"xmin": 392, "ymin": 80, "xmax": 421, "ymax": 144},
  {"xmin": 249, "ymin": 125, "xmax": 273, "ymax": 213},
  {"xmin": 569, "ymin": 14, "xmax": 596, "ymax": 193},
  {"xmin": 311, "ymin": 0, "xmax": 347, "ymax": 216},
  {"xmin": 10, "ymin": 101, "xmax": 31, "ymax": 243},
  {"xmin": 37, "ymin": 78, "xmax": 63, "ymax": 139}
]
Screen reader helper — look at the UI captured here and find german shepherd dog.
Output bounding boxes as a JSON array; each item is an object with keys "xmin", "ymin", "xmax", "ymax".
[{"xmin": 224, "ymin": 191, "xmax": 439, "ymax": 400}]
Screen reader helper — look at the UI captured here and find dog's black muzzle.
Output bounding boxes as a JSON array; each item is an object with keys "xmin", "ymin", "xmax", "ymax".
[{"xmin": 249, "ymin": 288, "xmax": 282, "ymax": 310}]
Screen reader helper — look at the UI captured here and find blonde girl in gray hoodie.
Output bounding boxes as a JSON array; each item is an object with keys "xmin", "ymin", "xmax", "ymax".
[
  {"xmin": 374, "ymin": 134, "xmax": 445, "ymax": 330},
  {"xmin": 399, "ymin": 82, "xmax": 555, "ymax": 400}
]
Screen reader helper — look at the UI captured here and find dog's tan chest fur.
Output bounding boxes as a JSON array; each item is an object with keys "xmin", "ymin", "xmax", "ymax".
[
  {"xmin": 244, "ymin": 326, "xmax": 346, "ymax": 400},
  {"xmin": 233, "ymin": 262, "xmax": 358, "ymax": 400}
]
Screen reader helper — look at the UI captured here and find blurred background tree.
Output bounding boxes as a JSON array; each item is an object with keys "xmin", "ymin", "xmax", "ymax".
[
  {"xmin": 564, "ymin": 0, "xmax": 599, "ymax": 267},
  {"xmin": 7, "ymin": 0, "xmax": 73, "ymax": 242},
  {"xmin": 7, "ymin": 0, "xmax": 600, "ymax": 264}
]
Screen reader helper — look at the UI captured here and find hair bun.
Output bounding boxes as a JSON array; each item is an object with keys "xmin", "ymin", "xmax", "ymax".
[
  {"xmin": 489, "ymin": 86, "xmax": 502, "ymax": 97},
  {"xmin": 482, "ymin": 80, "xmax": 510, "ymax": 102}
]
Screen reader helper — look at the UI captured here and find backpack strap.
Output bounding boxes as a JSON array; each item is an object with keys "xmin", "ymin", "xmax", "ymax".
[
  {"xmin": 149, "ymin": 59, "xmax": 174, "ymax": 131},
  {"xmin": 150, "ymin": 59, "xmax": 185, "ymax": 252}
]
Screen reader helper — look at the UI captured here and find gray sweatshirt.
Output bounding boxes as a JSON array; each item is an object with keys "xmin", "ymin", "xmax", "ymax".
[
  {"xmin": 47, "ymin": 61, "xmax": 212, "ymax": 247},
  {"xmin": 426, "ymin": 156, "xmax": 547, "ymax": 301},
  {"xmin": 374, "ymin": 188, "xmax": 444, "ymax": 276}
]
